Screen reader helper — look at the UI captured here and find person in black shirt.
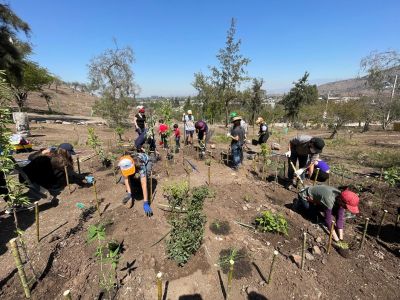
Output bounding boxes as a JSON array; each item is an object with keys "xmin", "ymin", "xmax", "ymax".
[
  {"xmin": 228, "ymin": 116, "xmax": 245, "ymax": 170},
  {"xmin": 134, "ymin": 107, "xmax": 146, "ymax": 135},
  {"xmin": 255, "ymin": 117, "xmax": 269, "ymax": 145}
]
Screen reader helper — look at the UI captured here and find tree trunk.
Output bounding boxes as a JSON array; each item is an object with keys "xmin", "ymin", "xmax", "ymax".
[
  {"xmin": 225, "ymin": 104, "xmax": 229, "ymax": 128},
  {"xmin": 362, "ymin": 120, "xmax": 370, "ymax": 132}
]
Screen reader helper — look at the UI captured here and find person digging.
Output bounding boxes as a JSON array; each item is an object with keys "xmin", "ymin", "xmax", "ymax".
[
  {"xmin": 118, "ymin": 153, "xmax": 153, "ymax": 217},
  {"xmin": 286, "ymin": 135, "xmax": 325, "ymax": 189},
  {"xmin": 295, "ymin": 185, "xmax": 360, "ymax": 242},
  {"xmin": 254, "ymin": 117, "xmax": 269, "ymax": 146}
]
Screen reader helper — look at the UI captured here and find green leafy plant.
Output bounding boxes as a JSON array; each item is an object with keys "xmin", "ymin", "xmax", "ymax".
[
  {"xmin": 166, "ymin": 185, "xmax": 212, "ymax": 265},
  {"xmin": 383, "ymin": 167, "xmax": 400, "ymax": 187},
  {"xmin": 335, "ymin": 241, "xmax": 349, "ymax": 250},
  {"xmin": 87, "ymin": 224, "xmax": 121, "ymax": 297},
  {"xmin": 87, "ymin": 127, "xmax": 111, "ymax": 167},
  {"xmin": 255, "ymin": 210, "xmax": 289, "ymax": 235},
  {"xmin": 163, "ymin": 180, "xmax": 189, "ymax": 208}
]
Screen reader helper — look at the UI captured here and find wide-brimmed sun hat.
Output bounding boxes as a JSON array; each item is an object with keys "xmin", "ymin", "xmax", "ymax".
[
  {"xmin": 255, "ymin": 117, "xmax": 264, "ymax": 125},
  {"xmin": 232, "ymin": 116, "xmax": 242, "ymax": 122},
  {"xmin": 187, "ymin": 110, "xmax": 192, "ymax": 115}
]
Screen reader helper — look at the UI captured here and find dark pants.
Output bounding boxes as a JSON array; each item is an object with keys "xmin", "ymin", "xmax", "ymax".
[
  {"xmin": 0, "ymin": 170, "xmax": 9, "ymax": 202},
  {"xmin": 310, "ymin": 169, "xmax": 329, "ymax": 182},
  {"xmin": 288, "ymin": 149, "xmax": 308, "ymax": 180},
  {"xmin": 175, "ymin": 137, "xmax": 180, "ymax": 148},
  {"xmin": 161, "ymin": 133, "xmax": 168, "ymax": 148},
  {"xmin": 231, "ymin": 143, "xmax": 243, "ymax": 169}
]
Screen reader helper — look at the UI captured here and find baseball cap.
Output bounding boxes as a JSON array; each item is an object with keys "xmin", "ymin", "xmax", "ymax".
[
  {"xmin": 310, "ymin": 137, "xmax": 325, "ymax": 153},
  {"xmin": 229, "ymin": 112, "xmax": 237, "ymax": 118},
  {"xmin": 341, "ymin": 190, "xmax": 360, "ymax": 214},
  {"xmin": 118, "ymin": 155, "xmax": 136, "ymax": 177},
  {"xmin": 139, "ymin": 108, "xmax": 145, "ymax": 113},
  {"xmin": 58, "ymin": 143, "xmax": 76, "ymax": 155}
]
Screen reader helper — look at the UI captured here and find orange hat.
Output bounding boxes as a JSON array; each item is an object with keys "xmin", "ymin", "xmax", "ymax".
[
  {"xmin": 341, "ymin": 190, "xmax": 360, "ymax": 214},
  {"xmin": 118, "ymin": 155, "xmax": 135, "ymax": 177}
]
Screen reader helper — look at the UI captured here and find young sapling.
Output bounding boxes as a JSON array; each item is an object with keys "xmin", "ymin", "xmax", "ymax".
[
  {"xmin": 268, "ymin": 250, "xmax": 279, "ymax": 284},
  {"xmin": 376, "ymin": 209, "xmax": 388, "ymax": 239},
  {"xmin": 360, "ymin": 217, "xmax": 369, "ymax": 250},
  {"xmin": 9, "ymin": 238, "xmax": 31, "ymax": 298}
]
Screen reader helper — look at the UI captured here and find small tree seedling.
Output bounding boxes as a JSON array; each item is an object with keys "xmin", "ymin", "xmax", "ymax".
[
  {"xmin": 255, "ymin": 211, "xmax": 289, "ymax": 235},
  {"xmin": 156, "ymin": 272, "xmax": 162, "ymax": 300},
  {"xmin": 268, "ymin": 250, "xmax": 279, "ymax": 284},
  {"xmin": 63, "ymin": 290, "xmax": 72, "ymax": 300},
  {"xmin": 376, "ymin": 209, "xmax": 388, "ymax": 239},
  {"xmin": 34, "ymin": 202, "xmax": 39, "ymax": 243},
  {"xmin": 301, "ymin": 232, "xmax": 306, "ymax": 270},
  {"xmin": 360, "ymin": 217, "xmax": 369, "ymax": 250},
  {"xmin": 9, "ymin": 238, "xmax": 31, "ymax": 298},
  {"xmin": 327, "ymin": 221, "xmax": 335, "ymax": 254}
]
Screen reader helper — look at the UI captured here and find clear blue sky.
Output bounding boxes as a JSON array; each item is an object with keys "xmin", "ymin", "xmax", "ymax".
[{"xmin": 9, "ymin": 0, "xmax": 400, "ymax": 96}]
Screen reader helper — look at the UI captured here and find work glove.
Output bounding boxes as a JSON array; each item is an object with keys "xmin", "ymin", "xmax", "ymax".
[
  {"xmin": 285, "ymin": 150, "xmax": 291, "ymax": 158},
  {"xmin": 295, "ymin": 168, "xmax": 306, "ymax": 176},
  {"xmin": 143, "ymin": 201, "xmax": 153, "ymax": 217},
  {"xmin": 226, "ymin": 132, "xmax": 231, "ymax": 137},
  {"xmin": 122, "ymin": 192, "xmax": 132, "ymax": 204}
]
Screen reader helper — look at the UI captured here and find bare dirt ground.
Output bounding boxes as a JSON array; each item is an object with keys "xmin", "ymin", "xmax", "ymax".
[{"xmin": 0, "ymin": 121, "xmax": 399, "ymax": 300}]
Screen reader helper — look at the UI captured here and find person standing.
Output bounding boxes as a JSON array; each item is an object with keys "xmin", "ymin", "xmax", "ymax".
[
  {"xmin": 286, "ymin": 135, "xmax": 325, "ymax": 187},
  {"xmin": 228, "ymin": 116, "xmax": 245, "ymax": 170},
  {"xmin": 173, "ymin": 124, "xmax": 181, "ymax": 150},
  {"xmin": 134, "ymin": 107, "xmax": 146, "ymax": 136},
  {"xmin": 255, "ymin": 117, "xmax": 269, "ymax": 145},
  {"xmin": 182, "ymin": 110, "xmax": 195, "ymax": 145},
  {"xmin": 158, "ymin": 120, "xmax": 169, "ymax": 149}
]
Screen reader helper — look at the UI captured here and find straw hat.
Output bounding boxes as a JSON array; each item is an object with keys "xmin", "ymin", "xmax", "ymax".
[
  {"xmin": 255, "ymin": 117, "xmax": 264, "ymax": 125},
  {"xmin": 232, "ymin": 116, "xmax": 242, "ymax": 122}
]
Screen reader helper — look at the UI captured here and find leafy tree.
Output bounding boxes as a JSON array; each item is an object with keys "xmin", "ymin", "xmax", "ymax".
[
  {"xmin": 327, "ymin": 100, "xmax": 360, "ymax": 138},
  {"xmin": 88, "ymin": 45, "xmax": 138, "ymax": 132},
  {"xmin": 248, "ymin": 78, "xmax": 265, "ymax": 125},
  {"xmin": 40, "ymin": 92, "xmax": 53, "ymax": 112},
  {"xmin": 360, "ymin": 50, "xmax": 400, "ymax": 129},
  {"xmin": 281, "ymin": 72, "xmax": 318, "ymax": 122},
  {"xmin": 193, "ymin": 72, "xmax": 220, "ymax": 122},
  {"xmin": 198, "ymin": 18, "xmax": 250, "ymax": 126},
  {"xmin": 0, "ymin": 4, "xmax": 31, "ymax": 82},
  {"xmin": 9, "ymin": 61, "xmax": 54, "ymax": 110}
]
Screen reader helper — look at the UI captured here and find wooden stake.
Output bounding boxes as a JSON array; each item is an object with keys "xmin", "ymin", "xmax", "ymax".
[
  {"xmin": 93, "ymin": 180, "xmax": 101, "ymax": 218},
  {"xmin": 360, "ymin": 217, "xmax": 369, "ymax": 250},
  {"xmin": 289, "ymin": 161, "xmax": 304, "ymax": 186},
  {"xmin": 76, "ymin": 156, "xmax": 81, "ymax": 174},
  {"xmin": 149, "ymin": 170, "xmax": 153, "ymax": 204},
  {"xmin": 63, "ymin": 290, "xmax": 72, "ymax": 300},
  {"xmin": 327, "ymin": 220, "xmax": 335, "ymax": 254},
  {"xmin": 227, "ymin": 259, "xmax": 234, "ymax": 299},
  {"xmin": 301, "ymin": 232, "xmax": 306, "ymax": 270},
  {"xmin": 268, "ymin": 250, "xmax": 279, "ymax": 284},
  {"xmin": 376, "ymin": 209, "xmax": 388, "ymax": 239},
  {"xmin": 313, "ymin": 168, "xmax": 320, "ymax": 186},
  {"xmin": 64, "ymin": 166, "xmax": 71, "ymax": 194},
  {"xmin": 34, "ymin": 202, "xmax": 39, "ymax": 243},
  {"xmin": 208, "ymin": 165, "xmax": 211, "ymax": 185},
  {"xmin": 156, "ymin": 272, "xmax": 162, "ymax": 300},
  {"xmin": 9, "ymin": 238, "xmax": 31, "ymax": 298}
]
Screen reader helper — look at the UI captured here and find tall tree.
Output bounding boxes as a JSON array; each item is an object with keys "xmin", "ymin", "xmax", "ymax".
[
  {"xmin": 88, "ymin": 45, "xmax": 138, "ymax": 129},
  {"xmin": 209, "ymin": 18, "xmax": 250, "ymax": 126},
  {"xmin": 360, "ymin": 50, "xmax": 400, "ymax": 130},
  {"xmin": 0, "ymin": 4, "xmax": 31, "ymax": 82},
  {"xmin": 281, "ymin": 72, "xmax": 318, "ymax": 122},
  {"xmin": 248, "ymin": 78, "xmax": 265, "ymax": 125}
]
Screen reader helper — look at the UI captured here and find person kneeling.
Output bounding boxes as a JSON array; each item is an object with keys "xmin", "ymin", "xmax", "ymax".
[
  {"xmin": 118, "ymin": 153, "xmax": 153, "ymax": 217},
  {"xmin": 296, "ymin": 185, "xmax": 359, "ymax": 242}
]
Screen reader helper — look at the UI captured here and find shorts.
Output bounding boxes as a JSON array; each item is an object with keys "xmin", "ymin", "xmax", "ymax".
[{"xmin": 185, "ymin": 130, "xmax": 194, "ymax": 137}]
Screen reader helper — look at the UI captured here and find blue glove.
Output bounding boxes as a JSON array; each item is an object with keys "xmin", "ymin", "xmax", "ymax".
[{"xmin": 143, "ymin": 202, "xmax": 153, "ymax": 217}]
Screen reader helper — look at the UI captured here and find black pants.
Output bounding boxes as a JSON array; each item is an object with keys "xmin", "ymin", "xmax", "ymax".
[
  {"xmin": 288, "ymin": 150, "xmax": 308, "ymax": 180},
  {"xmin": 310, "ymin": 170, "xmax": 329, "ymax": 182},
  {"xmin": 0, "ymin": 171, "xmax": 9, "ymax": 201}
]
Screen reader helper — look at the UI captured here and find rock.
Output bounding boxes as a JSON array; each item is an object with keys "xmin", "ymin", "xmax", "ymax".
[
  {"xmin": 290, "ymin": 254, "xmax": 302, "ymax": 267},
  {"xmin": 312, "ymin": 246, "xmax": 322, "ymax": 256},
  {"xmin": 305, "ymin": 253, "xmax": 314, "ymax": 261},
  {"xmin": 315, "ymin": 237, "xmax": 322, "ymax": 243},
  {"xmin": 322, "ymin": 258, "xmax": 327, "ymax": 265},
  {"xmin": 62, "ymin": 121, "xmax": 72, "ymax": 125},
  {"xmin": 149, "ymin": 257, "xmax": 156, "ymax": 268},
  {"xmin": 242, "ymin": 206, "xmax": 248, "ymax": 211},
  {"xmin": 265, "ymin": 241, "xmax": 270, "ymax": 246},
  {"xmin": 373, "ymin": 251, "xmax": 384, "ymax": 260},
  {"xmin": 46, "ymin": 120, "xmax": 55, "ymax": 124},
  {"xmin": 30, "ymin": 120, "xmax": 37, "ymax": 124},
  {"xmin": 256, "ymin": 207, "xmax": 260, "ymax": 212},
  {"xmin": 54, "ymin": 120, "xmax": 63, "ymax": 124},
  {"xmin": 258, "ymin": 280, "xmax": 267, "ymax": 286}
]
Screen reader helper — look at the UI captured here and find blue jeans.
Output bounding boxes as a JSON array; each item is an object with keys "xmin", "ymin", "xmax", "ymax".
[{"xmin": 231, "ymin": 143, "xmax": 242, "ymax": 169}]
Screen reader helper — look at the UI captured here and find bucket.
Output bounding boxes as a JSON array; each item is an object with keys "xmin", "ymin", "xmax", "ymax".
[{"xmin": 12, "ymin": 112, "xmax": 30, "ymax": 137}]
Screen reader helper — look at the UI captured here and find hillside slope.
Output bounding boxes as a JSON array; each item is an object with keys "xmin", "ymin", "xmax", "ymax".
[{"xmin": 23, "ymin": 85, "xmax": 97, "ymax": 116}]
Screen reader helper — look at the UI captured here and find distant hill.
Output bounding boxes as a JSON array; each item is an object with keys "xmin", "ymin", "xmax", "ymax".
[
  {"xmin": 22, "ymin": 85, "xmax": 97, "ymax": 116},
  {"xmin": 318, "ymin": 66, "xmax": 400, "ymax": 97}
]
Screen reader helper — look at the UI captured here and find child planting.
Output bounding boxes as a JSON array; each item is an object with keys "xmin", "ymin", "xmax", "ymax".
[
  {"xmin": 118, "ymin": 152, "xmax": 153, "ymax": 217},
  {"xmin": 295, "ymin": 185, "xmax": 359, "ymax": 242},
  {"xmin": 173, "ymin": 124, "xmax": 181, "ymax": 150},
  {"xmin": 158, "ymin": 119, "xmax": 169, "ymax": 149}
]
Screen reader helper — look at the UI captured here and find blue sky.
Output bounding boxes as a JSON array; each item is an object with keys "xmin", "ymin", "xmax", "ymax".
[{"xmin": 9, "ymin": 0, "xmax": 400, "ymax": 96}]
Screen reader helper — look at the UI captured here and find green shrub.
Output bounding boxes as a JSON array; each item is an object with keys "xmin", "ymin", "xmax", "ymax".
[
  {"xmin": 163, "ymin": 180, "xmax": 189, "ymax": 208},
  {"xmin": 166, "ymin": 185, "xmax": 211, "ymax": 265},
  {"xmin": 255, "ymin": 210, "xmax": 289, "ymax": 235},
  {"xmin": 383, "ymin": 167, "xmax": 400, "ymax": 187}
]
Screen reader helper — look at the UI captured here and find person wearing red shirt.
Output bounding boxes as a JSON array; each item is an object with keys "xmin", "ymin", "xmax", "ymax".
[
  {"xmin": 158, "ymin": 120, "xmax": 169, "ymax": 149},
  {"xmin": 173, "ymin": 124, "xmax": 181, "ymax": 150}
]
